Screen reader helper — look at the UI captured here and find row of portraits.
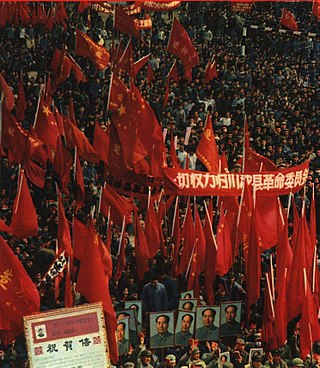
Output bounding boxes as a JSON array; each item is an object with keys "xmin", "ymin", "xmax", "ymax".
[{"xmin": 116, "ymin": 301, "xmax": 242, "ymax": 353}]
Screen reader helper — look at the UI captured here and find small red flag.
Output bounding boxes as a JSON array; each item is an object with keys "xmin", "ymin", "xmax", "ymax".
[
  {"xmin": 114, "ymin": 6, "xmax": 141, "ymax": 40},
  {"xmin": 10, "ymin": 169, "xmax": 38, "ymax": 238},
  {"xmin": 54, "ymin": 136, "xmax": 73, "ymax": 194},
  {"xmin": 0, "ymin": 73, "xmax": 14, "ymax": 111},
  {"xmin": 280, "ymin": 8, "xmax": 298, "ymax": 31},
  {"xmin": 75, "ymin": 29, "xmax": 110, "ymax": 70},
  {"xmin": 145, "ymin": 198, "xmax": 161, "ymax": 259},
  {"xmin": 134, "ymin": 212, "xmax": 150, "ymax": 282},
  {"xmin": 93, "ymin": 123, "xmax": 110, "ymax": 165},
  {"xmin": 133, "ymin": 53, "xmax": 151, "ymax": 77},
  {"xmin": 204, "ymin": 60, "xmax": 218, "ymax": 83},
  {"xmin": 196, "ymin": 114, "xmax": 219, "ymax": 173},
  {"xmin": 147, "ymin": 62, "xmax": 155, "ymax": 84},
  {"xmin": 57, "ymin": 190, "xmax": 73, "ymax": 257}
]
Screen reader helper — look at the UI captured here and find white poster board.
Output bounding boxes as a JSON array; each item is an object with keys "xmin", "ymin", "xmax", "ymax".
[{"xmin": 24, "ymin": 303, "xmax": 110, "ymax": 368}]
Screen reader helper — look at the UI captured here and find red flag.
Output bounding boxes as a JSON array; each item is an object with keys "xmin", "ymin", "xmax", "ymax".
[
  {"xmin": 246, "ymin": 203, "xmax": 262, "ymax": 308},
  {"xmin": 172, "ymin": 197, "xmax": 181, "ymax": 276},
  {"xmin": 114, "ymin": 220, "xmax": 126, "ymax": 281},
  {"xmin": 196, "ymin": 114, "xmax": 219, "ymax": 173},
  {"xmin": 134, "ymin": 212, "xmax": 150, "ymax": 281},
  {"xmin": 237, "ymin": 181, "xmax": 253, "ymax": 258},
  {"xmin": 116, "ymin": 40, "xmax": 134, "ymax": 77},
  {"xmin": 10, "ymin": 169, "xmax": 38, "ymax": 238},
  {"xmin": 74, "ymin": 219, "xmax": 118, "ymax": 363},
  {"xmin": 75, "ymin": 155, "xmax": 85, "ymax": 212},
  {"xmin": 24, "ymin": 156, "xmax": 46, "ymax": 188},
  {"xmin": 93, "ymin": 123, "xmax": 110, "ymax": 165},
  {"xmin": 145, "ymin": 198, "xmax": 161, "ymax": 259},
  {"xmin": 64, "ymin": 262, "xmax": 73, "ymax": 308},
  {"xmin": 261, "ymin": 273, "xmax": 276, "ymax": 351},
  {"xmin": 50, "ymin": 48, "xmax": 73, "ymax": 93},
  {"xmin": 68, "ymin": 96, "xmax": 76, "ymax": 126},
  {"xmin": 67, "ymin": 53, "xmax": 87, "ymax": 83},
  {"xmin": 300, "ymin": 269, "xmax": 320, "ymax": 359},
  {"xmin": 167, "ymin": 17, "xmax": 199, "ymax": 69},
  {"xmin": 310, "ymin": 186, "xmax": 317, "ymax": 248},
  {"xmin": 178, "ymin": 199, "xmax": 195, "ymax": 275},
  {"xmin": 147, "ymin": 62, "xmax": 155, "ymax": 84},
  {"xmin": 163, "ymin": 59, "xmax": 179, "ymax": 108},
  {"xmin": 34, "ymin": 96, "xmax": 60, "ymax": 149},
  {"xmin": 53, "ymin": 136, "xmax": 72, "ymax": 194},
  {"xmin": 64, "ymin": 115, "xmax": 99, "ymax": 163},
  {"xmin": 220, "ymin": 151, "xmax": 229, "ymax": 173},
  {"xmin": 100, "ymin": 183, "xmax": 135, "ymax": 227},
  {"xmin": 133, "ymin": 53, "xmax": 151, "ymax": 77},
  {"xmin": 169, "ymin": 132, "xmax": 179, "ymax": 168},
  {"xmin": 0, "ymin": 218, "xmax": 12, "ymax": 234},
  {"xmin": 0, "ymin": 234, "xmax": 40, "ymax": 331},
  {"xmin": 107, "ymin": 74, "xmax": 129, "ymax": 113},
  {"xmin": 0, "ymin": 73, "xmax": 14, "ymax": 111},
  {"xmin": 280, "ymin": 8, "xmax": 298, "ymax": 31},
  {"xmin": 57, "ymin": 190, "xmax": 73, "ymax": 257},
  {"xmin": 16, "ymin": 73, "xmax": 27, "ymax": 121},
  {"xmin": 114, "ymin": 6, "xmax": 141, "ymax": 40},
  {"xmin": 204, "ymin": 60, "xmax": 218, "ymax": 83},
  {"xmin": 313, "ymin": 1, "xmax": 320, "ymax": 18},
  {"xmin": 75, "ymin": 29, "xmax": 110, "ymax": 70},
  {"xmin": 291, "ymin": 198, "xmax": 300, "ymax": 251}
]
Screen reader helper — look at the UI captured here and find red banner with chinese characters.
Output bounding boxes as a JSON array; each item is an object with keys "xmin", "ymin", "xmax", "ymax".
[
  {"xmin": 134, "ymin": 15, "xmax": 152, "ymax": 29},
  {"xmin": 142, "ymin": 1, "xmax": 181, "ymax": 11},
  {"xmin": 231, "ymin": 3, "xmax": 253, "ymax": 13},
  {"xmin": 163, "ymin": 160, "xmax": 309, "ymax": 196}
]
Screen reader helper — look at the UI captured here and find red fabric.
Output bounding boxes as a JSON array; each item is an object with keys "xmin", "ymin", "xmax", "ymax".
[
  {"xmin": 291, "ymin": 199, "xmax": 299, "ymax": 252},
  {"xmin": 64, "ymin": 262, "xmax": 73, "ymax": 308},
  {"xmin": 204, "ymin": 60, "xmax": 218, "ymax": 83},
  {"xmin": 53, "ymin": 136, "xmax": 73, "ymax": 194},
  {"xmin": 75, "ymin": 29, "xmax": 110, "ymax": 70},
  {"xmin": 74, "ymin": 218, "xmax": 118, "ymax": 363},
  {"xmin": 24, "ymin": 157, "xmax": 46, "ymax": 188},
  {"xmin": 246, "ymin": 207, "xmax": 262, "ymax": 308},
  {"xmin": 35, "ymin": 96, "xmax": 60, "ymax": 149},
  {"xmin": 68, "ymin": 53, "xmax": 87, "ymax": 83},
  {"xmin": 93, "ymin": 122, "xmax": 110, "ymax": 164},
  {"xmin": 75, "ymin": 155, "xmax": 85, "ymax": 212},
  {"xmin": 114, "ymin": 6, "xmax": 141, "ymax": 40},
  {"xmin": 145, "ymin": 199, "xmax": 161, "ymax": 259},
  {"xmin": 0, "ymin": 73, "xmax": 14, "ymax": 111},
  {"xmin": 204, "ymin": 199, "xmax": 217, "ymax": 304},
  {"xmin": 215, "ymin": 202, "xmax": 233, "ymax": 276},
  {"xmin": 15, "ymin": 74, "xmax": 27, "ymax": 121},
  {"xmin": 274, "ymin": 268, "xmax": 289, "ymax": 350},
  {"xmin": 134, "ymin": 212, "xmax": 150, "ymax": 282},
  {"xmin": 313, "ymin": 1, "xmax": 320, "ymax": 18},
  {"xmin": 237, "ymin": 181, "xmax": 253, "ymax": 259},
  {"xmin": 147, "ymin": 62, "xmax": 155, "ymax": 84},
  {"xmin": 57, "ymin": 190, "xmax": 73, "ymax": 257},
  {"xmin": 0, "ymin": 234, "xmax": 40, "ymax": 331},
  {"xmin": 169, "ymin": 132, "xmax": 180, "ymax": 168},
  {"xmin": 280, "ymin": 8, "xmax": 298, "ymax": 31},
  {"xmin": 97, "ymin": 233, "xmax": 113, "ymax": 279},
  {"xmin": 220, "ymin": 151, "xmax": 229, "ymax": 173},
  {"xmin": 196, "ymin": 114, "xmax": 219, "ymax": 173},
  {"xmin": 167, "ymin": 17, "xmax": 199, "ymax": 69},
  {"xmin": 310, "ymin": 189, "xmax": 317, "ymax": 247},
  {"xmin": 114, "ymin": 225, "xmax": 126, "ymax": 281},
  {"xmin": 172, "ymin": 198, "xmax": 181, "ymax": 276},
  {"xmin": 10, "ymin": 170, "xmax": 38, "ymax": 238},
  {"xmin": 116, "ymin": 40, "xmax": 134, "ymax": 77},
  {"xmin": 300, "ymin": 272, "xmax": 320, "ymax": 359},
  {"xmin": 78, "ymin": 2, "xmax": 89, "ymax": 13},
  {"xmin": 100, "ymin": 183, "xmax": 135, "ymax": 227},
  {"xmin": 0, "ymin": 218, "xmax": 12, "ymax": 234},
  {"xmin": 63, "ymin": 115, "xmax": 99, "ymax": 163},
  {"xmin": 68, "ymin": 96, "xmax": 76, "ymax": 126},
  {"xmin": 108, "ymin": 74, "xmax": 129, "ymax": 112},
  {"xmin": 261, "ymin": 274, "xmax": 276, "ymax": 350},
  {"xmin": 133, "ymin": 53, "xmax": 151, "ymax": 77},
  {"xmin": 178, "ymin": 199, "xmax": 195, "ymax": 275}
]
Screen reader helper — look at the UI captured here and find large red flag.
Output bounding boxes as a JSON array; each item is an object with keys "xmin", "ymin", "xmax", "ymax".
[
  {"xmin": 100, "ymin": 183, "xmax": 135, "ymax": 227},
  {"xmin": 280, "ymin": 8, "xmax": 298, "ymax": 31},
  {"xmin": 75, "ymin": 29, "xmax": 110, "ymax": 70},
  {"xmin": 114, "ymin": 220, "xmax": 126, "ymax": 281},
  {"xmin": 0, "ymin": 73, "xmax": 14, "ymax": 111},
  {"xmin": 57, "ymin": 190, "xmax": 73, "ymax": 257},
  {"xmin": 24, "ymin": 156, "xmax": 46, "ymax": 188},
  {"xmin": 63, "ymin": 115, "xmax": 99, "ymax": 163},
  {"xmin": 10, "ymin": 169, "xmax": 38, "ymax": 238},
  {"xmin": 114, "ymin": 6, "xmax": 141, "ymax": 40},
  {"xmin": 261, "ymin": 273, "xmax": 276, "ymax": 351},
  {"xmin": 53, "ymin": 136, "xmax": 73, "ymax": 194},
  {"xmin": 74, "ymin": 219, "xmax": 118, "ymax": 364},
  {"xmin": 196, "ymin": 114, "xmax": 219, "ymax": 173},
  {"xmin": 147, "ymin": 62, "xmax": 155, "ymax": 85},
  {"xmin": 107, "ymin": 74, "xmax": 129, "ymax": 113},
  {"xmin": 34, "ymin": 96, "xmax": 60, "ymax": 149},
  {"xmin": 204, "ymin": 60, "xmax": 218, "ymax": 83},
  {"xmin": 134, "ymin": 212, "xmax": 150, "ymax": 282},
  {"xmin": 145, "ymin": 199, "xmax": 161, "ymax": 259},
  {"xmin": 16, "ymin": 73, "xmax": 27, "ymax": 121},
  {"xmin": 171, "ymin": 197, "xmax": 181, "ymax": 276},
  {"xmin": 167, "ymin": 17, "xmax": 199, "ymax": 69},
  {"xmin": 0, "ymin": 235, "xmax": 40, "ymax": 331},
  {"xmin": 93, "ymin": 123, "xmax": 110, "ymax": 165}
]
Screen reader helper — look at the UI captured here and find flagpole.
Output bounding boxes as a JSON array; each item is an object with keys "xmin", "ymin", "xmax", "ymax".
[
  {"xmin": 171, "ymin": 196, "xmax": 179, "ymax": 238},
  {"xmin": 117, "ymin": 215, "xmax": 126, "ymax": 257},
  {"xmin": 204, "ymin": 200, "xmax": 218, "ymax": 251},
  {"xmin": 287, "ymin": 192, "xmax": 292, "ymax": 220},
  {"xmin": 33, "ymin": 83, "xmax": 44, "ymax": 129}
]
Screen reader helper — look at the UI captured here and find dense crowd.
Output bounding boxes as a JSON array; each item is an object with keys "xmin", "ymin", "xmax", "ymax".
[{"xmin": 0, "ymin": 2, "xmax": 319, "ymax": 367}]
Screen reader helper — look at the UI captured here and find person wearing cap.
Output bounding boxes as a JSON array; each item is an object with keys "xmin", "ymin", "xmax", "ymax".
[
  {"xmin": 231, "ymin": 338, "xmax": 249, "ymax": 368},
  {"xmin": 137, "ymin": 349, "xmax": 154, "ymax": 368},
  {"xmin": 195, "ymin": 308, "xmax": 219, "ymax": 341},
  {"xmin": 291, "ymin": 358, "xmax": 304, "ymax": 368},
  {"xmin": 179, "ymin": 346, "xmax": 206, "ymax": 368},
  {"xmin": 150, "ymin": 314, "xmax": 174, "ymax": 348},
  {"xmin": 244, "ymin": 353, "xmax": 265, "ymax": 368},
  {"xmin": 220, "ymin": 305, "xmax": 241, "ymax": 337},
  {"xmin": 264, "ymin": 349, "xmax": 288, "ymax": 368},
  {"xmin": 157, "ymin": 354, "xmax": 177, "ymax": 368},
  {"xmin": 123, "ymin": 362, "xmax": 135, "ymax": 368}
]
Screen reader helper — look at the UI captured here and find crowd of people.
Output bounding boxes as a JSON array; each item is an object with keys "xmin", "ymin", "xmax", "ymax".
[{"xmin": 0, "ymin": 1, "xmax": 319, "ymax": 367}]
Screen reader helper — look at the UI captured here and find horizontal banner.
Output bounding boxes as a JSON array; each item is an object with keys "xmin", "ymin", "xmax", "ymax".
[{"xmin": 163, "ymin": 160, "xmax": 309, "ymax": 196}]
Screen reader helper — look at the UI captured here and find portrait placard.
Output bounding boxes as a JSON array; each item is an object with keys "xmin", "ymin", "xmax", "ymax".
[
  {"xmin": 220, "ymin": 301, "xmax": 242, "ymax": 337},
  {"xmin": 149, "ymin": 312, "xmax": 175, "ymax": 348},
  {"xmin": 174, "ymin": 311, "xmax": 195, "ymax": 346},
  {"xmin": 195, "ymin": 306, "xmax": 220, "ymax": 341},
  {"xmin": 124, "ymin": 300, "xmax": 143, "ymax": 332},
  {"xmin": 178, "ymin": 298, "xmax": 198, "ymax": 312}
]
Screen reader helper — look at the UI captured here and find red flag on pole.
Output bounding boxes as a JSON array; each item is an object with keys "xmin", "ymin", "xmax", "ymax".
[
  {"xmin": 167, "ymin": 17, "xmax": 199, "ymax": 69},
  {"xmin": 10, "ymin": 169, "xmax": 38, "ymax": 238},
  {"xmin": 196, "ymin": 114, "xmax": 219, "ymax": 173},
  {"xmin": 204, "ymin": 60, "xmax": 218, "ymax": 83},
  {"xmin": 57, "ymin": 189, "xmax": 73, "ymax": 257},
  {"xmin": 93, "ymin": 123, "xmax": 110, "ymax": 165},
  {"xmin": 0, "ymin": 73, "xmax": 14, "ymax": 111},
  {"xmin": 280, "ymin": 8, "xmax": 298, "ymax": 31},
  {"xmin": 114, "ymin": 6, "xmax": 141, "ymax": 40},
  {"xmin": 16, "ymin": 73, "xmax": 27, "ymax": 121},
  {"xmin": 134, "ymin": 211, "xmax": 150, "ymax": 282},
  {"xmin": 75, "ymin": 29, "xmax": 110, "ymax": 70}
]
